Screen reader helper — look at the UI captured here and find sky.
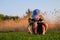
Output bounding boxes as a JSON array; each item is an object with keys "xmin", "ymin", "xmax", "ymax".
[{"xmin": 0, "ymin": 0, "xmax": 60, "ymax": 17}]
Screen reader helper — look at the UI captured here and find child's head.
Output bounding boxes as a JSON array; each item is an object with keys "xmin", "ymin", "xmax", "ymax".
[{"xmin": 32, "ymin": 9, "xmax": 40, "ymax": 19}]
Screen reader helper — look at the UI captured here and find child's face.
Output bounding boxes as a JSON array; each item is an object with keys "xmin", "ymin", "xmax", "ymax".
[{"xmin": 35, "ymin": 15, "xmax": 41, "ymax": 20}]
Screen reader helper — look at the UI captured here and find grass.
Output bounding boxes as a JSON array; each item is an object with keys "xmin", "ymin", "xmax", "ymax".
[{"xmin": 0, "ymin": 30, "xmax": 60, "ymax": 40}]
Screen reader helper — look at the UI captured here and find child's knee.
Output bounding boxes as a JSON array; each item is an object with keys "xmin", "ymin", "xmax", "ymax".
[{"xmin": 33, "ymin": 22, "xmax": 37, "ymax": 28}]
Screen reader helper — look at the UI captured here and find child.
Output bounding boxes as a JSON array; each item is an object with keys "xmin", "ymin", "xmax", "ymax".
[
  {"xmin": 28, "ymin": 9, "xmax": 48, "ymax": 35},
  {"xmin": 32, "ymin": 9, "xmax": 43, "ymax": 34}
]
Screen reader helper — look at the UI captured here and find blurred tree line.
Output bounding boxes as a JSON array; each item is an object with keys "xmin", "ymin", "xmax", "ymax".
[
  {"xmin": 0, "ymin": 13, "xmax": 19, "ymax": 21},
  {"xmin": 0, "ymin": 9, "xmax": 32, "ymax": 21}
]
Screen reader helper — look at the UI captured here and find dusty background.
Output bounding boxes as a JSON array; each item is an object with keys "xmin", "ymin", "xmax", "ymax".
[
  {"xmin": 0, "ymin": 9, "xmax": 60, "ymax": 32},
  {"xmin": 0, "ymin": 17, "xmax": 60, "ymax": 32}
]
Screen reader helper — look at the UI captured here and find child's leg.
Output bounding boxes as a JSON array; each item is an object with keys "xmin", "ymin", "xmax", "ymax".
[
  {"xmin": 42, "ymin": 23, "xmax": 48, "ymax": 35},
  {"xmin": 42, "ymin": 25, "xmax": 45, "ymax": 35},
  {"xmin": 33, "ymin": 22, "xmax": 37, "ymax": 34}
]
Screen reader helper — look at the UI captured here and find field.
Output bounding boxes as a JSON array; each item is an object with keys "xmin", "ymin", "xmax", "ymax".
[{"xmin": 0, "ymin": 30, "xmax": 60, "ymax": 40}]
